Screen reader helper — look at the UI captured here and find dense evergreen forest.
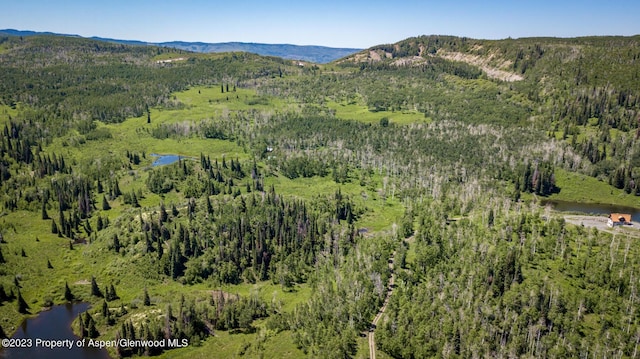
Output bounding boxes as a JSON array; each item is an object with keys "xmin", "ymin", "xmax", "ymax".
[{"xmin": 1, "ymin": 33, "xmax": 640, "ymax": 358}]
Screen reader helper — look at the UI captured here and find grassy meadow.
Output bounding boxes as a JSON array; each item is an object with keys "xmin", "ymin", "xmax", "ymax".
[
  {"xmin": 547, "ymin": 168, "xmax": 640, "ymax": 207},
  {"xmin": 327, "ymin": 100, "xmax": 429, "ymax": 125}
]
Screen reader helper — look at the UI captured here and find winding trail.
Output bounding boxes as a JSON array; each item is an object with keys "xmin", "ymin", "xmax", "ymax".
[{"xmin": 369, "ymin": 251, "xmax": 396, "ymax": 359}]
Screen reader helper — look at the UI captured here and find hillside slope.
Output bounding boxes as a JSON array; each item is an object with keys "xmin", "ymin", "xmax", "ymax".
[
  {"xmin": 341, "ymin": 35, "xmax": 640, "ymax": 86},
  {"xmin": 339, "ymin": 35, "xmax": 640, "ymax": 192}
]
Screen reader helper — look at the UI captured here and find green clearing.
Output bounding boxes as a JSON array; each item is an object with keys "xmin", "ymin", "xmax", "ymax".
[
  {"xmin": 40, "ymin": 85, "xmax": 302, "ymax": 174},
  {"xmin": 43, "ymin": 86, "xmax": 276, "ymax": 164},
  {"xmin": 153, "ymin": 329, "xmax": 304, "ymax": 359},
  {"xmin": 327, "ymin": 100, "xmax": 429, "ymax": 125},
  {"xmin": 216, "ymin": 281, "xmax": 312, "ymax": 313},
  {"xmin": 0, "ymin": 211, "xmax": 74, "ymax": 330},
  {"xmin": 265, "ymin": 173, "xmax": 404, "ymax": 231},
  {"xmin": 547, "ymin": 168, "xmax": 640, "ymax": 207}
]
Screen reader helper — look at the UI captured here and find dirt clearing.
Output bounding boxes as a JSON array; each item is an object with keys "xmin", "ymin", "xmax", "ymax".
[{"xmin": 563, "ymin": 215, "xmax": 640, "ymax": 237}]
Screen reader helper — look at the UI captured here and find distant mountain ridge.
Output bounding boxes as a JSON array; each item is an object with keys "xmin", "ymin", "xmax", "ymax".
[{"xmin": 0, "ymin": 29, "xmax": 362, "ymax": 63}]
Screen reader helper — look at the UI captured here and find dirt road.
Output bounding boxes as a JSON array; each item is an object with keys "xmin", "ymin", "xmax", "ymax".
[
  {"xmin": 563, "ymin": 215, "xmax": 640, "ymax": 237},
  {"xmin": 369, "ymin": 251, "xmax": 395, "ymax": 359}
]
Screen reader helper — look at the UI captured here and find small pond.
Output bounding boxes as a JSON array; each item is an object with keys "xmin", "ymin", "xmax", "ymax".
[
  {"xmin": 0, "ymin": 302, "xmax": 111, "ymax": 359},
  {"xmin": 542, "ymin": 199, "xmax": 640, "ymax": 220},
  {"xmin": 150, "ymin": 153, "xmax": 182, "ymax": 167}
]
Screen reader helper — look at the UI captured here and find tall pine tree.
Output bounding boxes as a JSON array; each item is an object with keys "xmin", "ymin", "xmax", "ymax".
[
  {"xmin": 64, "ymin": 282, "xmax": 74, "ymax": 301},
  {"xmin": 17, "ymin": 290, "xmax": 29, "ymax": 313},
  {"xmin": 91, "ymin": 276, "xmax": 103, "ymax": 297}
]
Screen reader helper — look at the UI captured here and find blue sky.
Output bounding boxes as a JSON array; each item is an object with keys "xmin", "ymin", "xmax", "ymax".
[{"xmin": 2, "ymin": 0, "xmax": 639, "ymax": 48}]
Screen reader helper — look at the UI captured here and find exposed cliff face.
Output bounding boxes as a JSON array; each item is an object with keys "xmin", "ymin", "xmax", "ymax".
[
  {"xmin": 337, "ymin": 37, "xmax": 524, "ymax": 81},
  {"xmin": 436, "ymin": 50, "xmax": 523, "ymax": 82}
]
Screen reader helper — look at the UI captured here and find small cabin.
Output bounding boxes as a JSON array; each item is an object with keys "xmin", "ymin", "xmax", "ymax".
[{"xmin": 607, "ymin": 213, "xmax": 632, "ymax": 227}]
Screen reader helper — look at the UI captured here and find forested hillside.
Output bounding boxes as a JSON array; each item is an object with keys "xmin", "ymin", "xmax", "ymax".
[
  {"xmin": 0, "ymin": 29, "xmax": 362, "ymax": 64},
  {"xmin": 340, "ymin": 35, "xmax": 640, "ymax": 193},
  {"xmin": 1, "ymin": 33, "xmax": 640, "ymax": 358}
]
